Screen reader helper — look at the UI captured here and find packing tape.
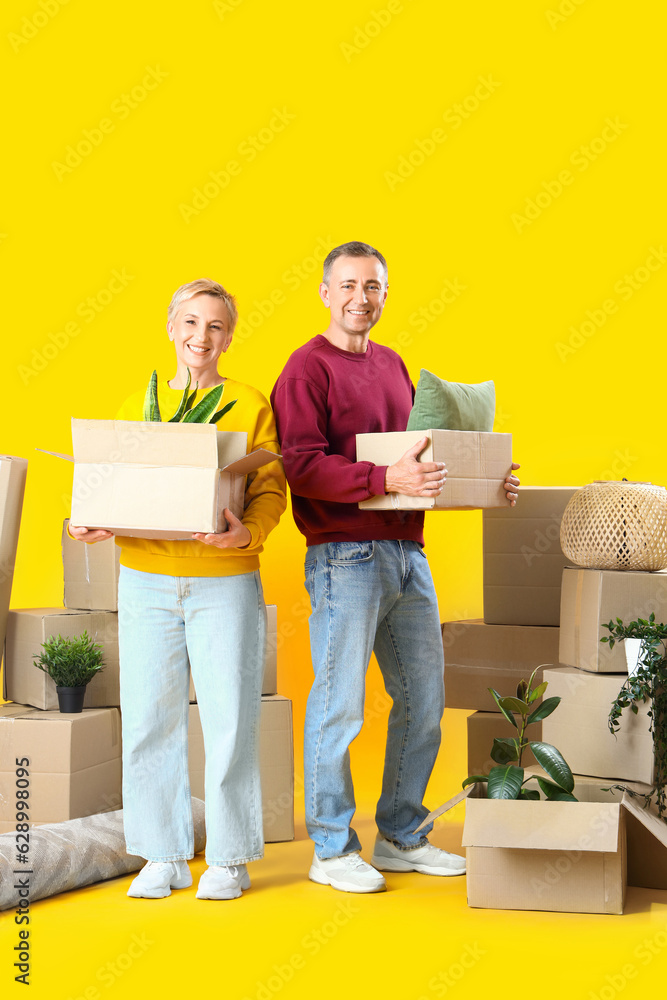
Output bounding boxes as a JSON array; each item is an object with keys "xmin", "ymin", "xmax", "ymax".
[
  {"xmin": 108, "ymin": 708, "xmax": 120, "ymax": 748},
  {"xmin": 574, "ymin": 568, "xmax": 584, "ymax": 662}
]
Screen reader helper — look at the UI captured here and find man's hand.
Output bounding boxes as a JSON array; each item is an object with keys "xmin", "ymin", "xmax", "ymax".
[
  {"xmin": 192, "ymin": 508, "xmax": 252, "ymax": 549},
  {"xmin": 69, "ymin": 524, "xmax": 114, "ymax": 543},
  {"xmin": 385, "ymin": 437, "xmax": 447, "ymax": 497},
  {"xmin": 504, "ymin": 462, "xmax": 521, "ymax": 507}
]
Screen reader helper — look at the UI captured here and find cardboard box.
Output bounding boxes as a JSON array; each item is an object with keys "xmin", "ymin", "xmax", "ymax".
[
  {"xmin": 0, "ymin": 455, "xmax": 28, "ymax": 664},
  {"xmin": 188, "ymin": 604, "xmax": 278, "ymax": 701},
  {"xmin": 62, "ymin": 519, "xmax": 120, "ymax": 611},
  {"xmin": 467, "ymin": 711, "xmax": 541, "ymax": 776},
  {"xmin": 542, "ymin": 666, "xmax": 654, "ymax": 784},
  {"xmin": 0, "ymin": 704, "xmax": 121, "ymax": 826},
  {"xmin": 356, "ymin": 429, "xmax": 512, "ymax": 511},
  {"xmin": 188, "ymin": 695, "xmax": 294, "ymax": 842},
  {"xmin": 4, "ymin": 608, "xmax": 120, "ymax": 710},
  {"xmin": 559, "ymin": 566, "xmax": 667, "ymax": 673},
  {"xmin": 483, "ymin": 486, "xmax": 579, "ymax": 626},
  {"xmin": 53, "ymin": 419, "xmax": 279, "ymax": 540},
  {"xmin": 443, "ymin": 619, "xmax": 558, "ymax": 711}
]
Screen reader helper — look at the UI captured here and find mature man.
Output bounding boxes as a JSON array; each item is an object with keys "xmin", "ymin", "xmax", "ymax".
[{"xmin": 271, "ymin": 241, "xmax": 519, "ymax": 893}]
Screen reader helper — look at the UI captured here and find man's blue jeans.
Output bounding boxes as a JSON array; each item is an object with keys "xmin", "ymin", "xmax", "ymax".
[{"xmin": 303, "ymin": 539, "xmax": 445, "ymax": 859}]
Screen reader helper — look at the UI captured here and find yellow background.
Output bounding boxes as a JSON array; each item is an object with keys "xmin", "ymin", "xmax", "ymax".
[{"xmin": 2, "ymin": 0, "xmax": 666, "ymax": 997}]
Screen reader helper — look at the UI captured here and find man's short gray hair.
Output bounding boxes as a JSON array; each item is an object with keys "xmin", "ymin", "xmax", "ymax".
[{"xmin": 322, "ymin": 242, "xmax": 388, "ymax": 285}]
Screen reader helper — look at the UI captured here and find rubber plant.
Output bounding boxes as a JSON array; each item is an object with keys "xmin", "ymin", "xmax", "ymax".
[
  {"xmin": 463, "ymin": 666, "xmax": 577, "ymax": 801},
  {"xmin": 602, "ymin": 613, "xmax": 667, "ymax": 821},
  {"xmin": 142, "ymin": 367, "xmax": 237, "ymax": 424}
]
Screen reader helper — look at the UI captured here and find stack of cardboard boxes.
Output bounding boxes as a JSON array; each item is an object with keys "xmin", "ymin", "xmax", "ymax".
[
  {"xmin": 442, "ymin": 485, "xmax": 667, "ymax": 913},
  {"xmin": 2, "ymin": 521, "xmax": 294, "ymax": 842},
  {"xmin": 443, "ymin": 487, "xmax": 577, "ymax": 776}
]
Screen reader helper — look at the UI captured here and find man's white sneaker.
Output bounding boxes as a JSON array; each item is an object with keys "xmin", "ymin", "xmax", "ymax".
[
  {"xmin": 196, "ymin": 864, "xmax": 251, "ymax": 900},
  {"xmin": 309, "ymin": 851, "xmax": 386, "ymax": 893},
  {"xmin": 371, "ymin": 835, "xmax": 466, "ymax": 876},
  {"xmin": 127, "ymin": 860, "xmax": 192, "ymax": 898}
]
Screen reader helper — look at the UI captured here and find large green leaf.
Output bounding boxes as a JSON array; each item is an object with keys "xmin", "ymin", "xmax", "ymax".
[
  {"xmin": 462, "ymin": 774, "xmax": 488, "ymax": 788},
  {"xmin": 529, "ymin": 741, "xmax": 574, "ymax": 792},
  {"xmin": 167, "ymin": 368, "xmax": 192, "ymax": 422},
  {"xmin": 182, "ymin": 384, "xmax": 224, "ymax": 423},
  {"xmin": 519, "ymin": 788, "xmax": 541, "ymax": 800},
  {"xmin": 490, "ymin": 737, "xmax": 520, "ymax": 764},
  {"xmin": 498, "ymin": 696, "xmax": 531, "ymax": 715},
  {"xmin": 528, "ymin": 681, "xmax": 548, "ymax": 703},
  {"xmin": 488, "ymin": 687, "xmax": 518, "ymax": 728},
  {"xmin": 487, "ymin": 765, "xmax": 524, "ymax": 799},
  {"xmin": 209, "ymin": 398, "xmax": 238, "ymax": 423},
  {"xmin": 537, "ymin": 777, "xmax": 578, "ymax": 802},
  {"xmin": 526, "ymin": 696, "xmax": 561, "ymax": 726},
  {"xmin": 143, "ymin": 370, "xmax": 161, "ymax": 422}
]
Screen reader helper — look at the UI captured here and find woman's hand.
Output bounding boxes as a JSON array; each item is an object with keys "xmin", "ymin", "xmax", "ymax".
[
  {"xmin": 192, "ymin": 508, "xmax": 252, "ymax": 550},
  {"xmin": 504, "ymin": 462, "xmax": 521, "ymax": 507},
  {"xmin": 69, "ymin": 524, "xmax": 114, "ymax": 543}
]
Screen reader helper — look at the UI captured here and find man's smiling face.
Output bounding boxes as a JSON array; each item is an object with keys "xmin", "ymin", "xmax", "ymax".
[{"xmin": 319, "ymin": 255, "xmax": 388, "ymax": 342}]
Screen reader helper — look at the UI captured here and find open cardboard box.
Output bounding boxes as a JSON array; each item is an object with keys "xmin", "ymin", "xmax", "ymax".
[
  {"xmin": 418, "ymin": 770, "xmax": 667, "ymax": 914},
  {"xmin": 45, "ymin": 419, "xmax": 280, "ymax": 540},
  {"xmin": 356, "ymin": 429, "xmax": 512, "ymax": 511}
]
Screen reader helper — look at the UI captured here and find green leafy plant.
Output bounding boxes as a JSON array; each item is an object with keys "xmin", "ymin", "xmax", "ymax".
[
  {"xmin": 463, "ymin": 667, "xmax": 577, "ymax": 801},
  {"xmin": 33, "ymin": 631, "xmax": 105, "ymax": 688},
  {"xmin": 602, "ymin": 613, "xmax": 667, "ymax": 820},
  {"xmin": 142, "ymin": 367, "xmax": 237, "ymax": 424}
]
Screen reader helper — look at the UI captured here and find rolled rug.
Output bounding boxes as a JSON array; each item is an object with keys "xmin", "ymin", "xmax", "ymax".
[{"xmin": 0, "ymin": 798, "xmax": 206, "ymax": 910}]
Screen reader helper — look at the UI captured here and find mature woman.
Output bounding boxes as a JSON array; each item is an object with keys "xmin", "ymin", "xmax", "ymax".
[{"xmin": 70, "ymin": 278, "xmax": 285, "ymax": 900}]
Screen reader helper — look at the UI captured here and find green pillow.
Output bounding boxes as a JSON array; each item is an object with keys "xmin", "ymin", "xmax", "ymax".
[{"xmin": 406, "ymin": 370, "xmax": 495, "ymax": 432}]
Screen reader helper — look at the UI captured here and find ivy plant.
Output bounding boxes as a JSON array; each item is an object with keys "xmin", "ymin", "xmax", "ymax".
[
  {"xmin": 142, "ymin": 367, "xmax": 237, "ymax": 424},
  {"xmin": 602, "ymin": 613, "xmax": 667, "ymax": 820},
  {"xmin": 463, "ymin": 666, "xmax": 577, "ymax": 801}
]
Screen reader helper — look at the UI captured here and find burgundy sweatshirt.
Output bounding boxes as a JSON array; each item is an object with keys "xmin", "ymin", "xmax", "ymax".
[{"xmin": 271, "ymin": 335, "xmax": 425, "ymax": 547}]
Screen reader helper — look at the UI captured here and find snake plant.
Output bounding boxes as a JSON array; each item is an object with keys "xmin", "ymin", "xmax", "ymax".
[{"xmin": 142, "ymin": 368, "xmax": 237, "ymax": 423}]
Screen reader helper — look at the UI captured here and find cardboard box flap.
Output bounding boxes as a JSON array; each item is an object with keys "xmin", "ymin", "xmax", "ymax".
[
  {"xmin": 621, "ymin": 791, "xmax": 667, "ymax": 851},
  {"xmin": 462, "ymin": 798, "xmax": 621, "ymax": 852},
  {"xmin": 415, "ymin": 786, "xmax": 472, "ymax": 832},
  {"xmin": 37, "ymin": 448, "xmax": 74, "ymax": 463},
  {"xmin": 222, "ymin": 448, "xmax": 282, "ymax": 475},
  {"xmin": 71, "ymin": 419, "xmax": 248, "ymax": 469}
]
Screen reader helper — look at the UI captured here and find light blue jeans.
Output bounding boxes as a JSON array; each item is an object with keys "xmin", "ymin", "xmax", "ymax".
[
  {"xmin": 118, "ymin": 565, "xmax": 266, "ymax": 866},
  {"xmin": 304, "ymin": 539, "xmax": 445, "ymax": 859}
]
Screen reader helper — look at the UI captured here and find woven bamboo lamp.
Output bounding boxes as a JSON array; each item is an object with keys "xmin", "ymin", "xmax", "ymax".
[{"xmin": 560, "ymin": 481, "xmax": 667, "ymax": 571}]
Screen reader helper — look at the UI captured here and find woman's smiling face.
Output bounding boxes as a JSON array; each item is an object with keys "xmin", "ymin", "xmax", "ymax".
[{"xmin": 167, "ymin": 292, "xmax": 233, "ymax": 383}]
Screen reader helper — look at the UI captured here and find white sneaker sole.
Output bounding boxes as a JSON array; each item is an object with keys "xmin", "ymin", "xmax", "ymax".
[
  {"xmin": 127, "ymin": 871, "xmax": 192, "ymax": 898},
  {"xmin": 371, "ymin": 855, "xmax": 466, "ymax": 877},
  {"xmin": 196, "ymin": 872, "xmax": 251, "ymax": 900},
  {"xmin": 309, "ymin": 865, "xmax": 386, "ymax": 893}
]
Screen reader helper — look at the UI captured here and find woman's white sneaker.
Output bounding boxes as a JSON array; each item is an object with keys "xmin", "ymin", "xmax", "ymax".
[
  {"xmin": 371, "ymin": 835, "xmax": 466, "ymax": 876},
  {"xmin": 309, "ymin": 852, "xmax": 386, "ymax": 893},
  {"xmin": 196, "ymin": 864, "xmax": 251, "ymax": 900},
  {"xmin": 127, "ymin": 860, "xmax": 192, "ymax": 898}
]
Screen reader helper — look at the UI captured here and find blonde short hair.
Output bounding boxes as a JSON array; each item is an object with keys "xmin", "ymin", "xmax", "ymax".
[{"xmin": 167, "ymin": 279, "xmax": 238, "ymax": 331}]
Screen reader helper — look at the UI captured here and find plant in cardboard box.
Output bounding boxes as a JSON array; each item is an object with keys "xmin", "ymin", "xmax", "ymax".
[
  {"xmin": 33, "ymin": 631, "xmax": 104, "ymax": 714},
  {"xmin": 463, "ymin": 667, "xmax": 577, "ymax": 801},
  {"xmin": 602, "ymin": 613, "xmax": 667, "ymax": 820},
  {"xmin": 143, "ymin": 367, "xmax": 237, "ymax": 424}
]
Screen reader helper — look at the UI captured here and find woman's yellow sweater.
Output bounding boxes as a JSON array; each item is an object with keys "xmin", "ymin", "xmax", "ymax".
[{"xmin": 113, "ymin": 378, "xmax": 286, "ymax": 577}]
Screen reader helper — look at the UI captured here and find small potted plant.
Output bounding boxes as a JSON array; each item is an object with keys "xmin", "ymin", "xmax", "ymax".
[
  {"xmin": 602, "ymin": 613, "xmax": 667, "ymax": 820},
  {"xmin": 33, "ymin": 631, "xmax": 105, "ymax": 713},
  {"xmin": 464, "ymin": 666, "xmax": 578, "ymax": 800}
]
